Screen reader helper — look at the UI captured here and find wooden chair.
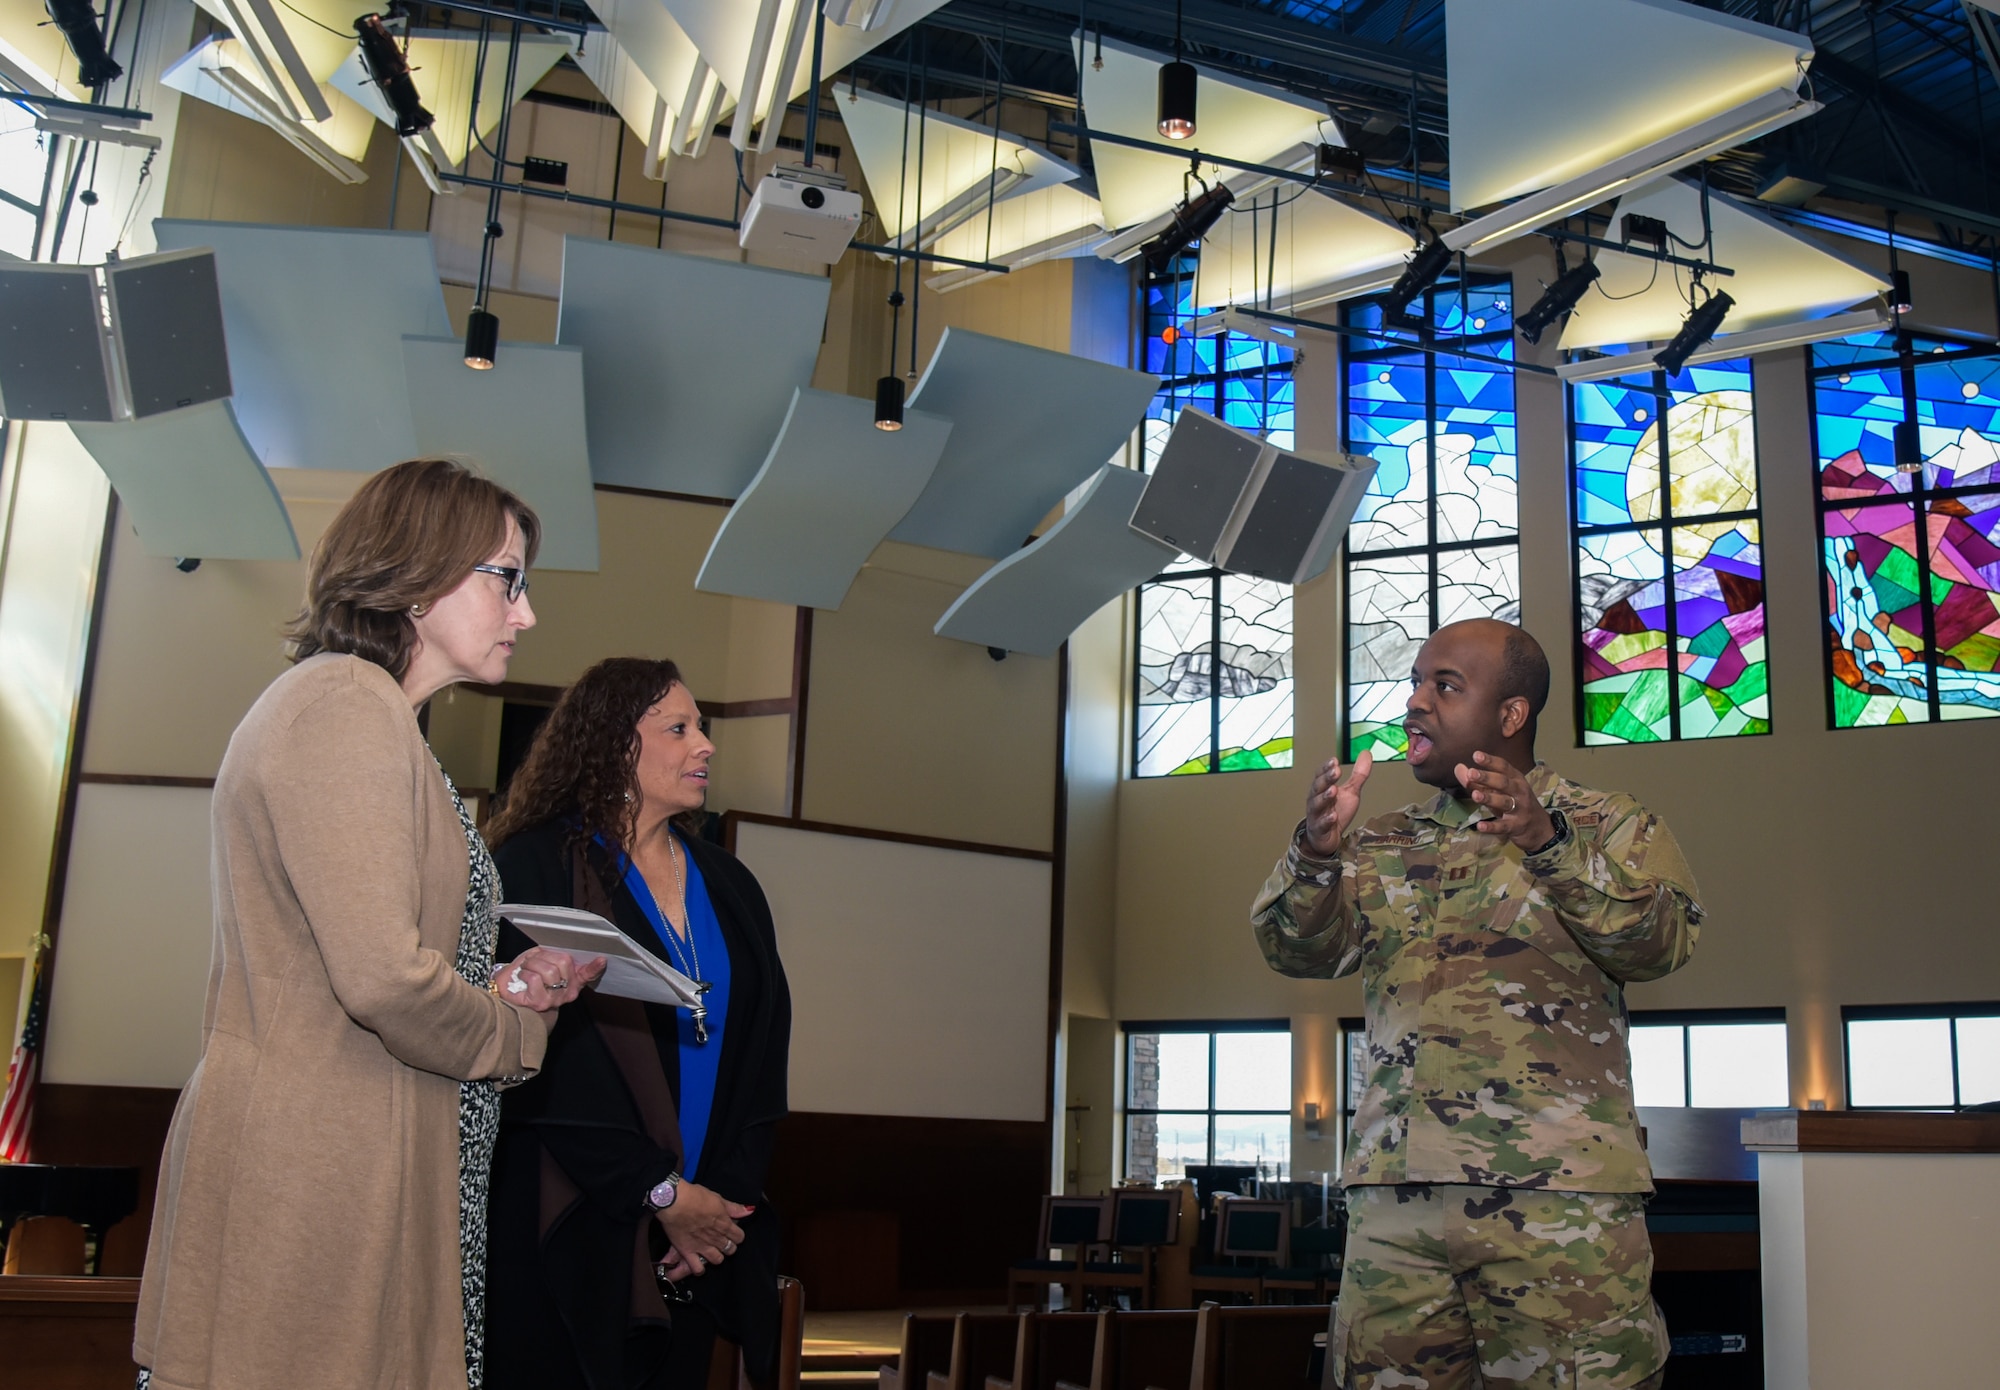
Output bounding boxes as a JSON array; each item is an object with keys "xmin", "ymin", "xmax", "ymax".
[
  {"xmin": 985, "ymin": 1310, "xmax": 1103, "ymax": 1390},
  {"xmin": 1187, "ymin": 1302, "xmax": 1330, "ymax": 1390},
  {"xmin": 1073, "ymin": 1189, "xmax": 1182, "ymax": 1310},
  {"xmin": 710, "ymin": 1275, "xmax": 805, "ymax": 1390},
  {"xmin": 925, "ymin": 1312, "xmax": 1023, "ymax": 1390},
  {"xmin": 1057, "ymin": 1309, "xmax": 1199, "ymax": 1390},
  {"xmin": 1010, "ymin": 1195, "xmax": 1113, "ymax": 1312},
  {"xmin": 879, "ymin": 1312, "xmax": 961, "ymax": 1390},
  {"xmin": 1261, "ymin": 1224, "xmax": 1342, "ymax": 1304},
  {"xmin": 1188, "ymin": 1199, "xmax": 1289, "ymax": 1305}
]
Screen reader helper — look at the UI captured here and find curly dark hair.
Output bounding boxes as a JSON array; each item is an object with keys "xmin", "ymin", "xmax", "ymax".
[{"xmin": 485, "ymin": 656, "xmax": 685, "ymax": 851}]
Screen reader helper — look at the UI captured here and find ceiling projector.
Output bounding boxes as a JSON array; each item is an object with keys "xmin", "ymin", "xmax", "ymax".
[{"xmin": 739, "ymin": 165, "xmax": 863, "ymax": 264}]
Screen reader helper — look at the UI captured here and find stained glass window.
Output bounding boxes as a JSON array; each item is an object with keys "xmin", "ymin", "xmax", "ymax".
[
  {"xmin": 1341, "ymin": 275, "xmax": 1518, "ymax": 761},
  {"xmin": 1811, "ymin": 331, "xmax": 2000, "ymax": 727},
  {"xmin": 1570, "ymin": 359, "xmax": 1768, "ymax": 743},
  {"xmin": 1134, "ymin": 253, "xmax": 1297, "ymax": 777}
]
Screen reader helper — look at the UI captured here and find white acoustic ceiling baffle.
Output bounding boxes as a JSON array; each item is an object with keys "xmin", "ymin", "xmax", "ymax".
[
  {"xmin": 695, "ymin": 388, "xmax": 952, "ymax": 609},
  {"xmin": 186, "ymin": 0, "xmax": 374, "ymax": 124},
  {"xmin": 555, "ymin": 237, "xmax": 831, "ymax": 499},
  {"xmin": 934, "ymin": 465, "xmax": 1176, "ymax": 657},
  {"xmin": 1557, "ymin": 306, "xmax": 1892, "ymax": 383},
  {"xmin": 1186, "ymin": 185, "xmax": 1412, "ymax": 315},
  {"xmin": 1442, "ymin": 0, "xmax": 1816, "ymax": 254},
  {"xmin": 1076, "ymin": 35, "xmax": 1331, "ymax": 235},
  {"xmin": 330, "ymin": 28, "xmax": 574, "ymax": 175},
  {"xmin": 840, "ymin": 89, "xmax": 1079, "ymax": 250},
  {"xmin": 571, "ymin": 26, "xmax": 681, "ymax": 179},
  {"xmin": 153, "ymin": 220, "xmax": 452, "ymax": 472},
  {"xmin": 70, "ymin": 400, "xmax": 300, "ymax": 561},
  {"xmin": 1558, "ymin": 177, "xmax": 1888, "ymax": 352},
  {"xmin": 926, "ymin": 184, "xmax": 1108, "ymax": 290},
  {"xmin": 163, "ymin": 36, "xmax": 375, "ymax": 184},
  {"xmin": 889, "ymin": 328, "xmax": 1161, "ymax": 559},
  {"xmin": 400, "ymin": 338, "xmax": 599, "ymax": 571}
]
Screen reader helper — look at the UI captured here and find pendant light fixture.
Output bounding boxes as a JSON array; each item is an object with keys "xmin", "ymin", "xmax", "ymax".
[
  {"xmin": 464, "ymin": 307, "xmax": 499, "ymax": 370},
  {"xmin": 463, "ymin": 19, "xmax": 522, "ymax": 370},
  {"xmin": 875, "ymin": 286, "xmax": 905, "ymax": 430},
  {"xmin": 1157, "ymin": 0, "xmax": 1196, "ymax": 140}
]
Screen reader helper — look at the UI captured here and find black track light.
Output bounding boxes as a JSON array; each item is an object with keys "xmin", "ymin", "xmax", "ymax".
[
  {"xmin": 874, "ymin": 373, "xmax": 904, "ymax": 431},
  {"xmin": 44, "ymin": 0, "xmax": 122, "ymax": 88},
  {"xmin": 464, "ymin": 308, "xmax": 498, "ymax": 370},
  {"xmin": 1894, "ymin": 419, "xmax": 1923, "ymax": 473},
  {"xmin": 1157, "ymin": 60, "xmax": 1196, "ymax": 140},
  {"xmin": 1653, "ymin": 290, "xmax": 1734, "ymax": 377},
  {"xmin": 1890, "ymin": 268, "xmax": 1913, "ymax": 315},
  {"xmin": 1141, "ymin": 181, "xmax": 1235, "ymax": 272},
  {"xmin": 1383, "ymin": 235, "xmax": 1454, "ymax": 320},
  {"xmin": 1517, "ymin": 260, "xmax": 1601, "ymax": 346},
  {"xmin": 355, "ymin": 13, "xmax": 434, "ymax": 137}
]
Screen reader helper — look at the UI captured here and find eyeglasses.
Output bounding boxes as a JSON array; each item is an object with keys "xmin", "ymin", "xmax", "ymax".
[{"xmin": 472, "ymin": 564, "xmax": 531, "ymax": 602}]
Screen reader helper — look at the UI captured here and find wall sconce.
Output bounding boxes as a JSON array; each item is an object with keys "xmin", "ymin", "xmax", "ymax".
[{"xmin": 1303, "ymin": 1102, "xmax": 1324, "ymax": 1141}]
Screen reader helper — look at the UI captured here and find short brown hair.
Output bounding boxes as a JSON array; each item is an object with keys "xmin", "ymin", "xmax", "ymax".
[{"xmin": 287, "ymin": 458, "xmax": 541, "ymax": 680}]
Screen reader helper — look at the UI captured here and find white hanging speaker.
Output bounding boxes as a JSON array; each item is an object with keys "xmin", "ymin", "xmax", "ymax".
[{"xmin": 1129, "ymin": 408, "xmax": 1378, "ymax": 585}]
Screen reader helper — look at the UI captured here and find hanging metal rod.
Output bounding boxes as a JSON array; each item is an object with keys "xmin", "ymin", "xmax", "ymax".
[
  {"xmin": 1229, "ymin": 304, "xmax": 1559, "ymax": 377},
  {"xmin": 433, "ymin": 171, "xmax": 1014, "ymax": 273},
  {"xmin": 0, "ymin": 89, "xmax": 150, "ymax": 120}
]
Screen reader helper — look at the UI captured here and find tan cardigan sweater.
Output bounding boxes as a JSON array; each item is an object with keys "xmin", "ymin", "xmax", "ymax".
[{"xmin": 135, "ymin": 654, "xmax": 550, "ymax": 1390}]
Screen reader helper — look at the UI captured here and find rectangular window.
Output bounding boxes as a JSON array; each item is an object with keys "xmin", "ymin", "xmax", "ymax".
[
  {"xmin": 1571, "ymin": 359, "xmax": 1768, "ymax": 743},
  {"xmin": 1628, "ymin": 1008, "xmax": 1789, "ymax": 1109},
  {"xmin": 1133, "ymin": 252, "xmax": 1296, "ymax": 776},
  {"xmin": 1342, "ymin": 275, "xmax": 1518, "ymax": 761},
  {"xmin": 1811, "ymin": 331, "xmax": 2000, "ymax": 726},
  {"xmin": 1843, "ymin": 1003, "xmax": 2000, "ymax": 1110},
  {"xmin": 1123, "ymin": 1022, "xmax": 1292, "ymax": 1182}
]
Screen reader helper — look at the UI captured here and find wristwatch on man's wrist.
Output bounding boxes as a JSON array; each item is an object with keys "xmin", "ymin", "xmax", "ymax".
[
  {"xmin": 1528, "ymin": 809, "xmax": 1572, "ymax": 858},
  {"xmin": 643, "ymin": 1173, "xmax": 682, "ymax": 1212}
]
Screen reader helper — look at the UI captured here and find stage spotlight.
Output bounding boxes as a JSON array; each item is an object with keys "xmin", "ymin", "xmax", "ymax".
[
  {"xmin": 1141, "ymin": 181, "xmax": 1235, "ymax": 272},
  {"xmin": 1653, "ymin": 290, "xmax": 1734, "ymax": 376},
  {"xmin": 463, "ymin": 308, "xmax": 498, "ymax": 370},
  {"xmin": 1890, "ymin": 268, "xmax": 1913, "ymax": 315},
  {"xmin": 1382, "ymin": 234, "xmax": 1453, "ymax": 319},
  {"xmin": 44, "ymin": 0, "xmax": 123, "ymax": 88},
  {"xmin": 874, "ymin": 373, "xmax": 904, "ymax": 431},
  {"xmin": 1517, "ymin": 260, "xmax": 1601, "ymax": 345},
  {"xmin": 1157, "ymin": 60, "xmax": 1196, "ymax": 140},
  {"xmin": 354, "ymin": 13, "xmax": 434, "ymax": 138}
]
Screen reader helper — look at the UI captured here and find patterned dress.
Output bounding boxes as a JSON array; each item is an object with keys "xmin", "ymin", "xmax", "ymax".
[
  {"xmin": 442, "ymin": 766, "xmax": 503, "ymax": 1390},
  {"xmin": 140, "ymin": 768, "xmax": 504, "ymax": 1390}
]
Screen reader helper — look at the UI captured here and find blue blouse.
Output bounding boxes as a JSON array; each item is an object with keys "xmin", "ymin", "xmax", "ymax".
[{"xmin": 613, "ymin": 835, "xmax": 731, "ymax": 1181}]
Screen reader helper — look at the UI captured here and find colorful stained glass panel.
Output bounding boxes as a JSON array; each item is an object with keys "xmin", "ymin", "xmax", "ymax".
[{"xmin": 1136, "ymin": 576, "xmax": 1217, "ymax": 776}]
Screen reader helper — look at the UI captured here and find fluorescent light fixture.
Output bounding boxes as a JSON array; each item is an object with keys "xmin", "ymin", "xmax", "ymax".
[
  {"xmin": 34, "ymin": 113, "xmax": 159, "ymax": 150},
  {"xmin": 925, "ymin": 185, "xmax": 1110, "ymax": 291},
  {"xmin": 188, "ymin": 0, "xmax": 375, "ymax": 124},
  {"xmin": 1555, "ymin": 305, "xmax": 1891, "ymax": 382},
  {"xmin": 1442, "ymin": 87, "xmax": 1819, "ymax": 257},
  {"xmin": 162, "ymin": 35, "xmax": 372, "ymax": 184}
]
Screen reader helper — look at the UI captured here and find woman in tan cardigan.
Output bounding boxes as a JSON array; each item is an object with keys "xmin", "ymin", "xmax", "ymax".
[{"xmin": 135, "ymin": 459, "xmax": 604, "ymax": 1390}]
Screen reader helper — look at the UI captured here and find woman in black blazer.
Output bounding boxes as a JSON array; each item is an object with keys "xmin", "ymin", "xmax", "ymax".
[{"xmin": 483, "ymin": 657, "xmax": 792, "ymax": 1390}]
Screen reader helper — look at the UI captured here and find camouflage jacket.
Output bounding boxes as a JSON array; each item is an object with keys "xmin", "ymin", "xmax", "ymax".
[{"xmin": 1251, "ymin": 763, "xmax": 1702, "ymax": 1193}]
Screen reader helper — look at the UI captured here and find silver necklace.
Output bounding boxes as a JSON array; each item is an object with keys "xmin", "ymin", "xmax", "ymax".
[{"xmin": 666, "ymin": 837, "xmax": 712, "ymax": 1044}]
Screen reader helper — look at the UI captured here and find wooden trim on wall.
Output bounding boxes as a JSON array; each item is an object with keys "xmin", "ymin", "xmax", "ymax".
[
  {"xmin": 788, "ymin": 607, "xmax": 813, "ymax": 820},
  {"xmin": 468, "ymin": 681, "xmax": 796, "ymax": 722},
  {"xmin": 721, "ymin": 809, "xmax": 1055, "ymax": 863},
  {"xmin": 592, "ymin": 482, "xmax": 733, "ymax": 508},
  {"xmin": 76, "ymin": 773, "xmax": 217, "ymax": 789},
  {"xmin": 1045, "ymin": 641, "xmax": 1069, "ymax": 1142}
]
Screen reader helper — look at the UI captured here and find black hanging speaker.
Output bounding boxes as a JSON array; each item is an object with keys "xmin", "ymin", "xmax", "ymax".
[
  {"xmin": 0, "ymin": 263, "xmax": 117, "ymax": 421},
  {"xmin": 105, "ymin": 249, "xmax": 232, "ymax": 418},
  {"xmin": 1129, "ymin": 408, "xmax": 1379, "ymax": 584}
]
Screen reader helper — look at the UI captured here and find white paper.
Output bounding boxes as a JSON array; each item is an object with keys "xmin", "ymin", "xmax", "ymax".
[{"xmin": 496, "ymin": 902, "xmax": 705, "ymax": 1009}]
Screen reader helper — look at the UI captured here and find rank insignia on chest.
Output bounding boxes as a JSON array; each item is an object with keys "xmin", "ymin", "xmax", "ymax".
[{"xmin": 1448, "ymin": 866, "xmax": 1472, "ymax": 882}]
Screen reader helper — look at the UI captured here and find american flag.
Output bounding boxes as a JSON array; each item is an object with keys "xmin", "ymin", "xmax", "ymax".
[{"xmin": 0, "ymin": 933, "xmax": 49, "ymax": 1163}]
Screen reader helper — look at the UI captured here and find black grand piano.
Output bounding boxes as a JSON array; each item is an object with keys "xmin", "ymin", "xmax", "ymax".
[{"xmin": 0, "ymin": 1164, "xmax": 139, "ymax": 1274}]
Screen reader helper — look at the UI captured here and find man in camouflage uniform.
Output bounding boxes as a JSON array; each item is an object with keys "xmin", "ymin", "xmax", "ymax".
[{"xmin": 1251, "ymin": 619, "xmax": 1702, "ymax": 1389}]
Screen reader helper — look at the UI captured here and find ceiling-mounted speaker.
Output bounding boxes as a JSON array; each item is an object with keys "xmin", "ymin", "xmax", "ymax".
[
  {"xmin": 1129, "ymin": 408, "xmax": 1378, "ymax": 585},
  {"xmin": 0, "ymin": 263, "xmax": 117, "ymax": 422},
  {"xmin": 105, "ymin": 249, "xmax": 232, "ymax": 419}
]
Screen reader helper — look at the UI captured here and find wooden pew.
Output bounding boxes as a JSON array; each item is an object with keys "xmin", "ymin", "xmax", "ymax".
[
  {"xmin": 1187, "ymin": 1303, "xmax": 1329, "ymax": 1390},
  {"xmin": 1056, "ymin": 1309, "xmax": 1199, "ymax": 1390},
  {"xmin": 924, "ymin": 1312, "xmax": 1022, "ymax": 1390},
  {"xmin": 985, "ymin": 1310, "xmax": 1102, "ymax": 1390},
  {"xmin": 878, "ymin": 1312, "xmax": 960, "ymax": 1390}
]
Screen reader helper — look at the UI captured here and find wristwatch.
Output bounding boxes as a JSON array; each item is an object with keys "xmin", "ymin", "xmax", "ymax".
[
  {"xmin": 1528, "ymin": 808, "xmax": 1572, "ymax": 858},
  {"xmin": 643, "ymin": 1173, "xmax": 682, "ymax": 1212}
]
